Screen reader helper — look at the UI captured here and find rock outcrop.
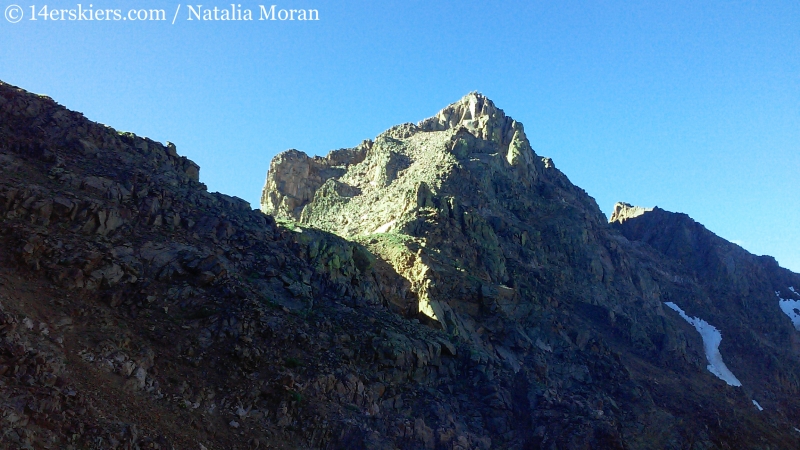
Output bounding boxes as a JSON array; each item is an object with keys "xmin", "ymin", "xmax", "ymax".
[
  {"xmin": 609, "ymin": 202, "xmax": 653, "ymax": 223},
  {"xmin": 262, "ymin": 94, "xmax": 608, "ymax": 340}
]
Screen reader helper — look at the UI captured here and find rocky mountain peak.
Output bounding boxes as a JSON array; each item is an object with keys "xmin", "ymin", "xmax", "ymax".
[
  {"xmin": 254, "ymin": 90, "xmax": 800, "ymax": 447},
  {"xmin": 418, "ymin": 92, "xmax": 504, "ymax": 134},
  {"xmin": 262, "ymin": 94, "xmax": 617, "ymax": 344},
  {"xmin": 262, "ymin": 94, "xmax": 553, "ymax": 226},
  {"xmin": 416, "ymin": 92, "xmax": 538, "ymax": 172}
]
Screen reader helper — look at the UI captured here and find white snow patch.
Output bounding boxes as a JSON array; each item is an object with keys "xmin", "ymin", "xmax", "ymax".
[
  {"xmin": 790, "ymin": 286, "xmax": 798, "ymax": 296},
  {"xmin": 777, "ymin": 289, "xmax": 800, "ymax": 331},
  {"xmin": 664, "ymin": 302, "xmax": 742, "ymax": 387},
  {"xmin": 752, "ymin": 400, "xmax": 764, "ymax": 411}
]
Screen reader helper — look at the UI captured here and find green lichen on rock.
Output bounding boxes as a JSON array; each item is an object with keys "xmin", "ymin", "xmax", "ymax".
[{"xmin": 261, "ymin": 93, "xmax": 614, "ymax": 348}]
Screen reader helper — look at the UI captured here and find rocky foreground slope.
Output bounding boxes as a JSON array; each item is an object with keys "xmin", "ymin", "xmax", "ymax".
[{"xmin": 0, "ymin": 82, "xmax": 798, "ymax": 449}]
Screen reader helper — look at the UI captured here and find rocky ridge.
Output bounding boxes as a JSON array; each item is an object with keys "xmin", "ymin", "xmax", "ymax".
[
  {"xmin": 0, "ymin": 81, "xmax": 481, "ymax": 449},
  {"xmin": 0, "ymin": 81, "xmax": 799, "ymax": 449},
  {"xmin": 263, "ymin": 92, "xmax": 800, "ymax": 448}
]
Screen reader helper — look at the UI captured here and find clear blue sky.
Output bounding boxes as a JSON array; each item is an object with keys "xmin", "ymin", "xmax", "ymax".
[{"xmin": 2, "ymin": 1, "xmax": 798, "ymax": 272}]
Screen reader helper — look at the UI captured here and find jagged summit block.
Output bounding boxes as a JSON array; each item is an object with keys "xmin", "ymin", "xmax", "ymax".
[
  {"xmin": 261, "ymin": 93, "xmax": 543, "ymax": 221},
  {"xmin": 261, "ymin": 93, "xmax": 607, "ymax": 341},
  {"xmin": 421, "ymin": 93, "xmax": 540, "ymax": 181},
  {"xmin": 261, "ymin": 92, "xmax": 561, "ymax": 222}
]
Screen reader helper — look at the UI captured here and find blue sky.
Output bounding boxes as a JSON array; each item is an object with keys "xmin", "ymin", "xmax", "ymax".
[{"xmin": 2, "ymin": 0, "xmax": 798, "ymax": 272}]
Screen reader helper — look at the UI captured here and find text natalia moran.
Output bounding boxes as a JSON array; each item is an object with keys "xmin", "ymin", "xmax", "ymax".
[{"xmin": 186, "ymin": 4, "xmax": 319, "ymax": 21}]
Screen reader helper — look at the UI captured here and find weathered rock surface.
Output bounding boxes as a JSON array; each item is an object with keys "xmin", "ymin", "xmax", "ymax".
[
  {"xmin": 0, "ymin": 80, "xmax": 454, "ymax": 449},
  {"xmin": 2, "ymin": 79, "xmax": 800, "ymax": 449},
  {"xmin": 262, "ymin": 92, "xmax": 800, "ymax": 448}
]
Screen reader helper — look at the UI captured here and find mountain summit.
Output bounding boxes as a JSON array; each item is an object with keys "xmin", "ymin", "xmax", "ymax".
[
  {"xmin": 263, "ymin": 92, "xmax": 611, "ymax": 340},
  {"xmin": 262, "ymin": 92, "xmax": 547, "ymax": 222}
]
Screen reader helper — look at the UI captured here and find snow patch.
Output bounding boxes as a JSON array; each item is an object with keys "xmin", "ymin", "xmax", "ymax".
[
  {"xmin": 790, "ymin": 286, "xmax": 797, "ymax": 296},
  {"xmin": 777, "ymin": 289, "xmax": 800, "ymax": 331},
  {"xmin": 664, "ymin": 302, "xmax": 742, "ymax": 387},
  {"xmin": 752, "ymin": 400, "xmax": 764, "ymax": 411}
]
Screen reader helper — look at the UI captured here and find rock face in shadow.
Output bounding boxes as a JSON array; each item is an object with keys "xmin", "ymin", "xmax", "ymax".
[
  {"xmin": 2, "ymin": 80, "xmax": 800, "ymax": 449},
  {"xmin": 611, "ymin": 202, "xmax": 800, "ymax": 415}
]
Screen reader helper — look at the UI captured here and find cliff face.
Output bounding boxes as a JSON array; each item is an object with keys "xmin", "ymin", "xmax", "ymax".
[
  {"xmin": 612, "ymin": 203, "xmax": 800, "ymax": 409},
  {"xmin": 262, "ymin": 93, "xmax": 610, "ymax": 338},
  {"xmin": 263, "ymin": 93, "xmax": 800, "ymax": 448},
  {"xmin": 1, "ymin": 81, "xmax": 799, "ymax": 449}
]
